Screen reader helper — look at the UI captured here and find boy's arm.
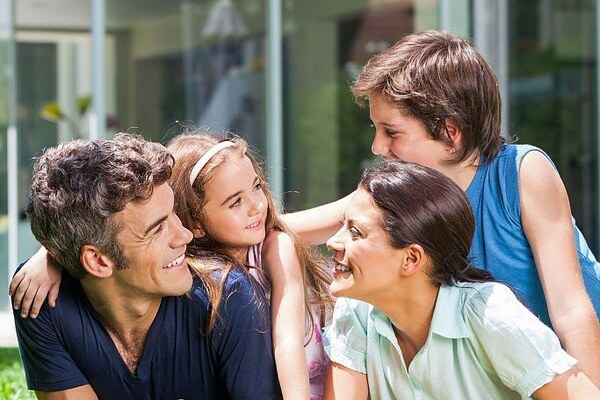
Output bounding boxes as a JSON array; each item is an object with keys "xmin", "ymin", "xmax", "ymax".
[
  {"xmin": 281, "ymin": 192, "xmax": 354, "ymax": 245},
  {"xmin": 10, "ymin": 246, "xmax": 62, "ymax": 318},
  {"xmin": 532, "ymin": 368, "xmax": 600, "ymax": 399},
  {"xmin": 262, "ymin": 230, "xmax": 310, "ymax": 400},
  {"xmin": 520, "ymin": 151, "xmax": 600, "ymax": 386}
]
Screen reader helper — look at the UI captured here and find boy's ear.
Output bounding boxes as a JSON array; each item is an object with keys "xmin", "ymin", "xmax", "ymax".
[
  {"xmin": 443, "ymin": 117, "xmax": 463, "ymax": 153},
  {"xmin": 80, "ymin": 245, "xmax": 114, "ymax": 278},
  {"xmin": 399, "ymin": 244, "xmax": 427, "ymax": 277}
]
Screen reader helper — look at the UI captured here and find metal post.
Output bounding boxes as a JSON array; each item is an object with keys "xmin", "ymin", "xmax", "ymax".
[
  {"xmin": 1, "ymin": 0, "xmax": 18, "ymax": 279},
  {"xmin": 596, "ymin": 0, "xmax": 600, "ymax": 251},
  {"xmin": 266, "ymin": 0, "xmax": 283, "ymax": 204},
  {"xmin": 90, "ymin": 0, "xmax": 106, "ymax": 139}
]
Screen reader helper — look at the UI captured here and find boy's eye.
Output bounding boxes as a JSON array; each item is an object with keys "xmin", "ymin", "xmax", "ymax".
[{"xmin": 385, "ymin": 128, "xmax": 399, "ymax": 138}]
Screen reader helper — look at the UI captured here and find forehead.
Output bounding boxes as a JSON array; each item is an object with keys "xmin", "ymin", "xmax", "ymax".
[
  {"xmin": 114, "ymin": 183, "xmax": 174, "ymax": 232},
  {"xmin": 205, "ymin": 154, "xmax": 257, "ymax": 196},
  {"xmin": 347, "ymin": 188, "xmax": 383, "ymax": 225}
]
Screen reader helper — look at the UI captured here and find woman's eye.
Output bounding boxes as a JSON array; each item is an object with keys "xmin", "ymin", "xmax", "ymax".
[{"xmin": 349, "ymin": 226, "xmax": 362, "ymax": 237}]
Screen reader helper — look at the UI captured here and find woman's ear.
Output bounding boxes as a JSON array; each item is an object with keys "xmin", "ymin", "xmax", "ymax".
[
  {"xmin": 443, "ymin": 117, "xmax": 463, "ymax": 154},
  {"xmin": 80, "ymin": 245, "xmax": 114, "ymax": 278},
  {"xmin": 399, "ymin": 244, "xmax": 427, "ymax": 277}
]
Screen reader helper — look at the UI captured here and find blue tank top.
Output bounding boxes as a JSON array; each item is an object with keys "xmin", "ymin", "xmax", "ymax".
[{"xmin": 466, "ymin": 144, "xmax": 600, "ymax": 327}]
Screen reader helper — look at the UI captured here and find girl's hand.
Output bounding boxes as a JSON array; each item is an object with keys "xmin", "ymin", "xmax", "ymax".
[{"xmin": 9, "ymin": 246, "xmax": 62, "ymax": 318}]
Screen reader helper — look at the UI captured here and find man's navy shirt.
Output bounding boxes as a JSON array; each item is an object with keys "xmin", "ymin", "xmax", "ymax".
[{"xmin": 13, "ymin": 266, "xmax": 282, "ymax": 400}]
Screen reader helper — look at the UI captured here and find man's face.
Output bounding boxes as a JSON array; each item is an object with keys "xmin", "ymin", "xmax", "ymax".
[{"xmin": 110, "ymin": 183, "xmax": 194, "ymax": 298}]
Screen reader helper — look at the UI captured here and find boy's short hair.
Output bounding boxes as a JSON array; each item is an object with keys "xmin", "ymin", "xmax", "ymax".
[{"xmin": 353, "ymin": 30, "xmax": 505, "ymax": 163}]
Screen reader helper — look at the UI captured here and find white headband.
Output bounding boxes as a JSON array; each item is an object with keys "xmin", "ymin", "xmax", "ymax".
[{"xmin": 189, "ymin": 141, "xmax": 235, "ymax": 185}]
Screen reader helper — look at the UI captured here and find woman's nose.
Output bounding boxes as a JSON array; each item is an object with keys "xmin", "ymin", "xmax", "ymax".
[{"xmin": 326, "ymin": 229, "xmax": 344, "ymax": 253}]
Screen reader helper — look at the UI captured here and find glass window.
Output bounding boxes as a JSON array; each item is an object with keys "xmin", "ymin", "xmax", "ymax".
[
  {"xmin": 507, "ymin": 0, "xmax": 598, "ymax": 252},
  {"xmin": 106, "ymin": 0, "xmax": 268, "ymax": 155},
  {"xmin": 282, "ymin": 0, "xmax": 440, "ymax": 210}
]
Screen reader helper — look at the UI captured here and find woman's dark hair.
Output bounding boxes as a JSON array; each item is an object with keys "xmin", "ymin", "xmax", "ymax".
[{"xmin": 360, "ymin": 161, "xmax": 494, "ymax": 285}]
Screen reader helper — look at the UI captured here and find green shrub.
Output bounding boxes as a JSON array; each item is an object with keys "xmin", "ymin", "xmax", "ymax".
[{"xmin": 0, "ymin": 348, "xmax": 35, "ymax": 400}]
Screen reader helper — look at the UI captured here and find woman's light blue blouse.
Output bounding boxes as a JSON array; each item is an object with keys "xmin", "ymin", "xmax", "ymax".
[{"xmin": 324, "ymin": 283, "xmax": 576, "ymax": 400}]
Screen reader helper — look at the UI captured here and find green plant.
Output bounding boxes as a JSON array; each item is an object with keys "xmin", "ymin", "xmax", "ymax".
[
  {"xmin": 39, "ymin": 95, "xmax": 92, "ymax": 139},
  {"xmin": 0, "ymin": 347, "xmax": 35, "ymax": 399}
]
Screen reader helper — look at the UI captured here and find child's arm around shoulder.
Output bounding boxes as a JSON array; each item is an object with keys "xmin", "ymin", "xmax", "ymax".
[
  {"xmin": 262, "ymin": 229, "xmax": 310, "ymax": 400},
  {"xmin": 9, "ymin": 246, "xmax": 62, "ymax": 319},
  {"xmin": 519, "ymin": 150, "xmax": 600, "ymax": 386},
  {"xmin": 281, "ymin": 191, "xmax": 354, "ymax": 245}
]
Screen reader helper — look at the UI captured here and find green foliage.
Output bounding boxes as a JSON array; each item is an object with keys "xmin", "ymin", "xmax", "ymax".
[{"xmin": 0, "ymin": 348, "xmax": 35, "ymax": 400}]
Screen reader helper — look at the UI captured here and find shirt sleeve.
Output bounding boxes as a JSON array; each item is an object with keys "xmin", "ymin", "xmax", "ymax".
[
  {"xmin": 210, "ymin": 272, "xmax": 282, "ymax": 400},
  {"xmin": 12, "ymin": 299, "xmax": 88, "ymax": 391},
  {"xmin": 464, "ymin": 283, "xmax": 577, "ymax": 397},
  {"xmin": 323, "ymin": 297, "xmax": 369, "ymax": 374}
]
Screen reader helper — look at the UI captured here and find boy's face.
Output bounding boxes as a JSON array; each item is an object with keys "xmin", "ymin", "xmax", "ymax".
[
  {"xmin": 369, "ymin": 95, "xmax": 450, "ymax": 171},
  {"xmin": 111, "ymin": 182, "xmax": 194, "ymax": 299}
]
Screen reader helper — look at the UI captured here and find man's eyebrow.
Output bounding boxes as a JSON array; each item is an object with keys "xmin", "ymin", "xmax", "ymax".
[{"xmin": 143, "ymin": 215, "xmax": 168, "ymax": 236}]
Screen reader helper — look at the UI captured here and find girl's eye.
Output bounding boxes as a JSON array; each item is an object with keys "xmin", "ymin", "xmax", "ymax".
[{"xmin": 254, "ymin": 181, "xmax": 262, "ymax": 191}]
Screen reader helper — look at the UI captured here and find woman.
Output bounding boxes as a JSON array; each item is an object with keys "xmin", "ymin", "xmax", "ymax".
[{"xmin": 323, "ymin": 161, "xmax": 598, "ymax": 399}]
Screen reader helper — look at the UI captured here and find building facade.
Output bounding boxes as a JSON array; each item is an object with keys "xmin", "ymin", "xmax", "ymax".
[{"xmin": 0, "ymin": 0, "xmax": 598, "ymax": 321}]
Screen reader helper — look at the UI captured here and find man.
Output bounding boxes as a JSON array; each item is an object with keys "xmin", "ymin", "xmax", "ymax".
[{"xmin": 13, "ymin": 133, "xmax": 281, "ymax": 399}]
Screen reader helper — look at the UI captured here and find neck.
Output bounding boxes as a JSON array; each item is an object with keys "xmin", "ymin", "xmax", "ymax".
[
  {"xmin": 81, "ymin": 277, "xmax": 161, "ymax": 373},
  {"xmin": 438, "ymin": 153, "xmax": 480, "ymax": 192},
  {"xmin": 367, "ymin": 280, "xmax": 439, "ymax": 365}
]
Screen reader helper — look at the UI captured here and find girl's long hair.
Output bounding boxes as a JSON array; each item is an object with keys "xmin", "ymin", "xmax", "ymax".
[{"xmin": 168, "ymin": 132, "xmax": 333, "ymax": 334}]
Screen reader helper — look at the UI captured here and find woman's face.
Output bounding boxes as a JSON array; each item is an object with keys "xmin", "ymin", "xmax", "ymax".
[{"xmin": 326, "ymin": 187, "xmax": 406, "ymax": 301}]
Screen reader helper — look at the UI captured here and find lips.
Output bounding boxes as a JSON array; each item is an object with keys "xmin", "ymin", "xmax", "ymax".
[
  {"xmin": 332, "ymin": 258, "xmax": 351, "ymax": 277},
  {"xmin": 164, "ymin": 254, "xmax": 185, "ymax": 269},
  {"xmin": 246, "ymin": 218, "xmax": 263, "ymax": 229}
]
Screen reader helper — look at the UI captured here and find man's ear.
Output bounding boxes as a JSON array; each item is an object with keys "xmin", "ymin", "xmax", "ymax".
[
  {"xmin": 80, "ymin": 245, "xmax": 114, "ymax": 278},
  {"xmin": 399, "ymin": 244, "xmax": 427, "ymax": 277},
  {"xmin": 443, "ymin": 117, "xmax": 463, "ymax": 154}
]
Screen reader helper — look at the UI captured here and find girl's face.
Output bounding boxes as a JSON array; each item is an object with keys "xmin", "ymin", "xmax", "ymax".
[
  {"xmin": 201, "ymin": 154, "xmax": 268, "ymax": 263},
  {"xmin": 326, "ymin": 187, "xmax": 406, "ymax": 301},
  {"xmin": 369, "ymin": 95, "xmax": 450, "ymax": 170}
]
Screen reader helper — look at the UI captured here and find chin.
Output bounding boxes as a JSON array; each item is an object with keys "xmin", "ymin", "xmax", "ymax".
[{"xmin": 169, "ymin": 270, "xmax": 194, "ymax": 296}]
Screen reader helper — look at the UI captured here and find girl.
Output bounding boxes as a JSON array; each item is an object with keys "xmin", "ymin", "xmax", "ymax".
[
  {"xmin": 323, "ymin": 161, "xmax": 599, "ymax": 399},
  {"xmin": 283, "ymin": 30, "xmax": 600, "ymax": 385},
  {"xmin": 11, "ymin": 131, "xmax": 334, "ymax": 400}
]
